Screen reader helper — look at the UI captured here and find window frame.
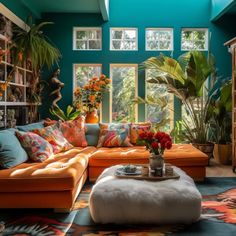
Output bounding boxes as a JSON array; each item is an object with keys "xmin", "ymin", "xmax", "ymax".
[
  {"xmin": 110, "ymin": 28, "xmax": 138, "ymax": 51},
  {"xmin": 109, "ymin": 64, "xmax": 138, "ymax": 122},
  {"xmin": 73, "ymin": 27, "xmax": 102, "ymax": 51},
  {"xmin": 181, "ymin": 28, "xmax": 209, "ymax": 51},
  {"xmin": 73, "ymin": 63, "xmax": 103, "ymax": 120},
  {"xmin": 145, "ymin": 28, "xmax": 174, "ymax": 51},
  {"xmin": 145, "ymin": 69, "xmax": 174, "ymax": 131}
]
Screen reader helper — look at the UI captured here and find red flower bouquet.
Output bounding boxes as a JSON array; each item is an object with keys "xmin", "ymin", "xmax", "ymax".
[{"xmin": 139, "ymin": 131, "xmax": 172, "ymax": 155}]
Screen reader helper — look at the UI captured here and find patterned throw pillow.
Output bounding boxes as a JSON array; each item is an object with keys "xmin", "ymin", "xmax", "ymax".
[
  {"xmin": 99, "ymin": 123, "xmax": 131, "ymax": 140},
  {"xmin": 97, "ymin": 127, "xmax": 133, "ymax": 148},
  {"xmin": 130, "ymin": 122, "xmax": 151, "ymax": 145},
  {"xmin": 15, "ymin": 131, "xmax": 53, "ymax": 162},
  {"xmin": 58, "ymin": 118, "xmax": 88, "ymax": 147},
  {"xmin": 32, "ymin": 125, "xmax": 73, "ymax": 154}
]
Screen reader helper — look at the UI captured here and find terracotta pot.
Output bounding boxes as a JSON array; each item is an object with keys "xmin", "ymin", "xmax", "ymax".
[
  {"xmin": 149, "ymin": 153, "xmax": 164, "ymax": 170},
  {"xmin": 192, "ymin": 142, "xmax": 214, "ymax": 160},
  {"xmin": 213, "ymin": 144, "xmax": 232, "ymax": 165},
  {"xmin": 85, "ymin": 110, "xmax": 99, "ymax": 123}
]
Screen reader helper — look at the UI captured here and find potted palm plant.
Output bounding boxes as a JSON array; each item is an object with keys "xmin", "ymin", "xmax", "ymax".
[
  {"xmin": 141, "ymin": 51, "xmax": 216, "ymax": 157},
  {"xmin": 209, "ymin": 80, "xmax": 232, "ymax": 164}
]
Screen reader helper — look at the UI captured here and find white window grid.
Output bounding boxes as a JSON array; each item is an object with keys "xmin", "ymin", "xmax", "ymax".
[
  {"xmin": 110, "ymin": 28, "xmax": 138, "ymax": 51},
  {"xmin": 181, "ymin": 28, "xmax": 208, "ymax": 51},
  {"xmin": 145, "ymin": 28, "xmax": 173, "ymax": 51},
  {"xmin": 73, "ymin": 27, "xmax": 102, "ymax": 50}
]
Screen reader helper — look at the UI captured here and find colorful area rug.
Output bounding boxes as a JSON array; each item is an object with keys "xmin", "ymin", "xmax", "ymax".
[{"xmin": 0, "ymin": 177, "xmax": 236, "ymax": 235}]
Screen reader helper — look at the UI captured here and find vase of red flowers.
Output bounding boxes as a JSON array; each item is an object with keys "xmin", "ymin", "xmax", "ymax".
[{"xmin": 139, "ymin": 131, "xmax": 172, "ymax": 173}]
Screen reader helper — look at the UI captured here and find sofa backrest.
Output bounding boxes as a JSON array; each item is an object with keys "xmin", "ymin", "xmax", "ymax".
[
  {"xmin": 17, "ymin": 121, "xmax": 44, "ymax": 132},
  {"xmin": 85, "ymin": 123, "xmax": 100, "ymax": 146}
]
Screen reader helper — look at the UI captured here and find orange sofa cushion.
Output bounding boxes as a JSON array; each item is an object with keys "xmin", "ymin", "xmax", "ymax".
[
  {"xmin": 89, "ymin": 144, "xmax": 208, "ymax": 167},
  {"xmin": 0, "ymin": 147, "xmax": 96, "ymax": 192}
]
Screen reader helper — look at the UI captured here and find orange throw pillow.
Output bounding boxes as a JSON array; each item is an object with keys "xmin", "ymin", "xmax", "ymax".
[{"xmin": 58, "ymin": 118, "xmax": 88, "ymax": 147}]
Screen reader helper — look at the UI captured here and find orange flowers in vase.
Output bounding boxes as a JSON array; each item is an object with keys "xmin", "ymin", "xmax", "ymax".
[{"xmin": 74, "ymin": 74, "xmax": 111, "ymax": 122}]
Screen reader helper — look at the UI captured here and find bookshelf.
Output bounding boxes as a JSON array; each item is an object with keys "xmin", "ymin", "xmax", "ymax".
[{"xmin": 0, "ymin": 17, "xmax": 39, "ymax": 129}]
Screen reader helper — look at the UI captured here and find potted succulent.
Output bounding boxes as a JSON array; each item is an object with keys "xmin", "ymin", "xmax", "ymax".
[
  {"xmin": 141, "ymin": 51, "xmax": 216, "ymax": 158},
  {"xmin": 209, "ymin": 80, "xmax": 232, "ymax": 164}
]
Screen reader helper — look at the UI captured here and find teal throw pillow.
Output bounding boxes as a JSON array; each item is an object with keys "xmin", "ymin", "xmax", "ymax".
[{"xmin": 0, "ymin": 129, "xmax": 28, "ymax": 169}]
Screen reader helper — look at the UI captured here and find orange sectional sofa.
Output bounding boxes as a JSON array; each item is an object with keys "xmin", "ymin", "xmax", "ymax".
[{"xmin": 0, "ymin": 123, "xmax": 208, "ymax": 210}]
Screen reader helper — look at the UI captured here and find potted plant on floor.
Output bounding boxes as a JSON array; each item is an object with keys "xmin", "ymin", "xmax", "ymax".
[
  {"xmin": 209, "ymin": 80, "xmax": 232, "ymax": 164},
  {"xmin": 141, "ymin": 51, "xmax": 216, "ymax": 158}
]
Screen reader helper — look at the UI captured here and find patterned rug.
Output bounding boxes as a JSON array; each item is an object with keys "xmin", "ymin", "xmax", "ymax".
[{"xmin": 0, "ymin": 177, "xmax": 236, "ymax": 235}]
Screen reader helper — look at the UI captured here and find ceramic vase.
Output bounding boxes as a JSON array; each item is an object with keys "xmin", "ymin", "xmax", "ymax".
[{"xmin": 85, "ymin": 109, "xmax": 99, "ymax": 123}]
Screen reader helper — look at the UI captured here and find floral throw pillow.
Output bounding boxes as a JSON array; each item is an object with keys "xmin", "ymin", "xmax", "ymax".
[
  {"xmin": 15, "ymin": 131, "xmax": 53, "ymax": 162},
  {"xmin": 130, "ymin": 123, "xmax": 151, "ymax": 145},
  {"xmin": 97, "ymin": 128, "xmax": 133, "ymax": 147},
  {"xmin": 32, "ymin": 125, "xmax": 73, "ymax": 154},
  {"xmin": 58, "ymin": 118, "xmax": 88, "ymax": 147}
]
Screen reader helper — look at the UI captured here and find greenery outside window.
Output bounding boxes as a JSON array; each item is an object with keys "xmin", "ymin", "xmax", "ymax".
[
  {"xmin": 146, "ymin": 28, "xmax": 173, "ymax": 51},
  {"xmin": 110, "ymin": 64, "xmax": 138, "ymax": 122},
  {"xmin": 110, "ymin": 28, "xmax": 138, "ymax": 50},
  {"xmin": 145, "ymin": 69, "xmax": 174, "ymax": 132},
  {"xmin": 73, "ymin": 27, "xmax": 102, "ymax": 50},
  {"xmin": 181, "ymin": 28, "xmax": 208, "ymax": 51}
]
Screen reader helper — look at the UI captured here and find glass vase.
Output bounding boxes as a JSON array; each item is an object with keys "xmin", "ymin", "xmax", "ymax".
[{"xmin": 149, "ymin": 153, "xmax": 164, "ymax": 170}]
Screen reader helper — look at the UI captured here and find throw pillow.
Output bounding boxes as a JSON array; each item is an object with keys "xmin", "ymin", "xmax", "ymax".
[
  {"xmin": 99, "ymin": 123, "xmax": 131, "ymax": 139},
  {"xmin": 15, "ymin": 131, "xmax": 53, "ymax": 162},
  {"xmin": 130, "ymin": 122, "xmax": 151, "ymax": 144},
  {"xmin": 32, "ymin": 125, "xmax": 73, "ymax": 154},
  {"xmin": 0, "ymin": 128, "xmax": 28, "ymax": 169},
  {"xmin": 58, "ymin": 119, "xmax": 87, "ymax": 147},
  {"xmin": 97, "ymin": 128, "xmax": 133, "ymax": 147}
]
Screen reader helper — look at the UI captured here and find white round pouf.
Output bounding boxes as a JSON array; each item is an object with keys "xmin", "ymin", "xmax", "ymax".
[{"xmin": 89, "ymin": 165, "xmax": 202, "ymax": 225}]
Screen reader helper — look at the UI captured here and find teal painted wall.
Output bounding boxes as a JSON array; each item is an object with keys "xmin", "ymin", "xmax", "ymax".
[
  {"xmin": 0, "ymin": 0, "xmax": 36, "ymax": 22},
  {"xmin": 40, "ymin": 0, "xmax": 236, "ymax": 123},
  {"xmin": 211, "ymin": 0, "xmax": 235, "ymax": 20}
]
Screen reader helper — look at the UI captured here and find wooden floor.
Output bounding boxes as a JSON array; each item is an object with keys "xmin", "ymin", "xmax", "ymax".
[{"xmin": 206, "ymin": 158, "xmax": 236, "ymax": 177}]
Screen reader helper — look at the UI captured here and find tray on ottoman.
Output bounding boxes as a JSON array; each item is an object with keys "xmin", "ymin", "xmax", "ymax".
[{"xmin": 114, "ymin": 165, "xmax": 180, "ymax": 181}]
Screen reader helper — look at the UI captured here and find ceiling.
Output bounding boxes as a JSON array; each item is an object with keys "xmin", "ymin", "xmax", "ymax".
[{"xmin": 21, "ymin": 0, "xmax": 109, "ymax": 20}]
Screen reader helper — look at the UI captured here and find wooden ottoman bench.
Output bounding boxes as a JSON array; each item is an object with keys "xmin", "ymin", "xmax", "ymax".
[
  {"xmin": 88, "ymin": 144, "xmax": 208, "ymax": 181},
  {"xmin": 89, "ymin": 165, "xmax": 202, "ymax": 224}
]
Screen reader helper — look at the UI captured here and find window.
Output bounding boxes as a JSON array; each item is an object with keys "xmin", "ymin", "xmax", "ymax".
[
  {"xmin": 110, "ymin": 64, "xmax": 138, "ymax": 122},
  {"xmin": 146, "ymin": 28, "xmax": 173, "ymax": 51},
  {"xmin": 145, "ymin": 69, "xmax": 173, "ymax": 132},
  {"xmin": 181, "ymin": 28, "xmax": 208, "ymax": 51},
  {"xmin": 73, "ymin": 27, "xmax": 102, "ymax": 50},
  {"xmin": 73, "ymin": 64, "xmax": 102, "ymax": 88},
  {"xmin": 110, "ymin": 28, "xmax": 138, "ymax": 50}
]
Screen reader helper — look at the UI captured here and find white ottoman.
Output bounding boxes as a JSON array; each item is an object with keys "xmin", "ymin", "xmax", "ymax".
[{"xmin": 89, "ymin": 165, "xmax": 202, "ymax": 224}]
